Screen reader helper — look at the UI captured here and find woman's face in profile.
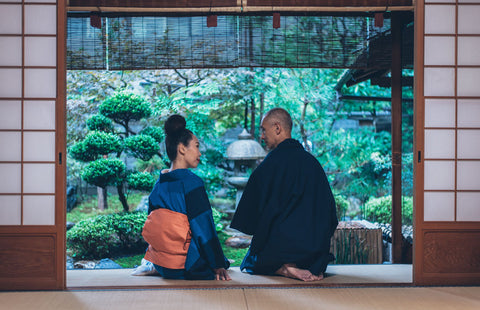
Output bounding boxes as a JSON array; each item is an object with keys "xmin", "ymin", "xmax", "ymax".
[{"xmin": 183, "ymin": 135, "xmax": 201, "ymax": 169}]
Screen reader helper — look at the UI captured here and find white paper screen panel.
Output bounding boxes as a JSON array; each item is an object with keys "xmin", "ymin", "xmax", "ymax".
[
  {"xmin": 0, "ymin": 3, "xmax": 57, "ymax": 226},
  {"xmin": 423, "ymin": 3, "xmax": 480, "ymax": 222}
]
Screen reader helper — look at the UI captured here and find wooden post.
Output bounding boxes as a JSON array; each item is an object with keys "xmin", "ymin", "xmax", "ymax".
[{"xmin": 391, "ymin": 12, "xmax": 403, "ymax": 263}]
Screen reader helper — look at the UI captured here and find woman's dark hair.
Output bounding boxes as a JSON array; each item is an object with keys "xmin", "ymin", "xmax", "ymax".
[{"xmin": 164, "ymin": 114, "xmax": 193, "ymax": 162}]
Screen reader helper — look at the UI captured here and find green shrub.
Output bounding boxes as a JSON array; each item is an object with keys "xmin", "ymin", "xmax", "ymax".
[
  {"xmin": 99, "ymin": 92, "xmax": 152, "ymax": 125},
  {"xmin": 86, "ymin": 114, "xmax": 114, "ymax": 132},
  {"xmin": 140, "ymin": 126, "xmax": 164, "ymax": 143},
  {"xmin": 83, "ymin": 131, "xmax": 123, "ymax": 156},
  {"xmin": 363, "ymin": 195, "xmax": 413, "ymax": 225},
  {"xmin": 195, "ymin": 164, "xmax": 226, "ymax": 196},
  {"xmin": 334, "ymin": 194, "xmax": 349, "ymax": 221},
  {"xmin": 67, "ymin": 212, "xmax": 147, "ymax": 260},
  {"xmin": 127, "ymin": 172, "xmax": 156, "ymax": 192},
  {"xmin": 82, "ymin": 158, "xmax": 126, "ymax": 188},
  {"xmin": 69, "ymin": 141, "xmax": 96, "ymax": 162},
  {"xmin": 212, "ymin": 207, "xmax": 224, "ymax": 232},
  {"xmin": 124, "ymin": 134, "xmax": 159, "ymax": 161}
]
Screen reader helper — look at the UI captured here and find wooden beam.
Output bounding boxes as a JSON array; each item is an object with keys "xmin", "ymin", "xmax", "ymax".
[{"xmin": 391, "ymin": 12, "xmax": 403, "ymax": 264}]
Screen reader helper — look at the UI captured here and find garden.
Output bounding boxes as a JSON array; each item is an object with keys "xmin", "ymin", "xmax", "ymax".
[{"xmin": 66, "ymin": 68, "xmax": 414, "ymax": 269}]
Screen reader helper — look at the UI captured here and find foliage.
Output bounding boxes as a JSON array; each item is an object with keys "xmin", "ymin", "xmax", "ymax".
[
  {"xmin": 67, "ymin": 193, "xmax": 145, "ymax": 223},
  {"xmin": 217, "ymin": 231, "xmax": 248, "ymax": 267},
  {"xmin": 80, "ymin": 131, "xmax": 123, "ymax": 159},
  {"xmin": 195, "ymin": 165, "xmax": 227, "ymax": 198},
  {"xmin": 212, "ymin": 207, "xmax": 224, "ymax": 232},
  {"xmin": 114, "ymin": 254, "xmax": 144, "ymax": 268},
  {"xmin": 124, "ymin": 134, "xmax": 160, "ymax": 161},
  {"xmin": 86, "ymin": 114, "xmax": 114, "ymax": 132},
  {"xmin": 99, "ymin": 91, "xmax": 153, "ymax": 127},
  {"xmin": 140, "ymin": 126, "xmax": 164, "ymax": 143},
  {"xmin": 82, "ymin": 158, "xmax": 126, "ymax": 189},
  {"xmin": 334, "ymin": 194, "xmax": 349, "ymax": 221},
  {"xmin": 135, "ymin": 155, "xmax": 166, "ymax": 174},
  {"xmin": 69, "ymin": 141, "xmax": 97, "ymax": 162},
  {"xmin": 68, "ymin": 90, "xmax": 160, "ymax": 211},
  {"xmin": 67, "ymin": 211, "xmax": 147, "ymax": 260},
  {"xmin": 68, "ymin": 67, "xmax": 414, "ymax": 216},
  {"xmin": 363, "ymin": 195, "xmax": 413, "ymax": 226},
  {"xmin": 127, "ymin": 172, "xmax": 156, "ymax": 192}
]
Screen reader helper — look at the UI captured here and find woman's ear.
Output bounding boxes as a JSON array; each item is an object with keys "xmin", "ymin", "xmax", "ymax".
[{"xmin": 178, "ymin": 143, "xmax": 186, "ymax": 156}]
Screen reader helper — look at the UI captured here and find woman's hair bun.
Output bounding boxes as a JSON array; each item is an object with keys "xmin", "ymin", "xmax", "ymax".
[{"xmin": 164, "ymin": 114, "xmax": 186, "ymax": 136}]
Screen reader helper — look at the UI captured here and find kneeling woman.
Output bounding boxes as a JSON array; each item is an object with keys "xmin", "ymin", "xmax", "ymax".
[{"xmin": 140, "ymin": 115, "xmax": 230, "ymax": 280}]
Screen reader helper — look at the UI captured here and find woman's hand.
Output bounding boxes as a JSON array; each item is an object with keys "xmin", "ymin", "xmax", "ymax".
[{"xmin": 213, "ymin": 268, "xmax": 231, "ymax": 281}]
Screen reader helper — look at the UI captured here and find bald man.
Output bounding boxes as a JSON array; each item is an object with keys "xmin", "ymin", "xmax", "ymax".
[{"xmin": 230, "ymin": 108, "xmax": 338, "ymax": 281}]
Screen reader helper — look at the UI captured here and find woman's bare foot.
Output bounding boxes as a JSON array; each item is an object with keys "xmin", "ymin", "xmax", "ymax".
[{"xmin": 275, "ymin": 264, "xmax": 324, "ymax": 282}]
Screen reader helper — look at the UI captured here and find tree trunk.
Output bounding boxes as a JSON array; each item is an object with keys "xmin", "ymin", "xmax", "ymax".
[
  {"xmin": 97, "ymin": 186, "xmax": 107, "ymax": 210},
  {"xmin": 250, "ymin": 97, "xmax": 256, "ymax": 138},
  {"xmin": 300, "ymin": 98, "xmax": 311, "ymax": 152},
  {"xmin": 117, "ymin": 184, "xmax": 129, "ymax": 212},
  {"xmin": 258, "ymin": 93, "xmax": 264, "ymax": 143}
]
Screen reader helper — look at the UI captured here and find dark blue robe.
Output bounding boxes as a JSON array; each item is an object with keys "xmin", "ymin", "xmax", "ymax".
[
  {"xmin": 148, "ymin": 169, "xmax": 229, "ymax": 279},
  {"xmin": 230, "ymin": 139, "xmax": 338, "ymax": 276}
]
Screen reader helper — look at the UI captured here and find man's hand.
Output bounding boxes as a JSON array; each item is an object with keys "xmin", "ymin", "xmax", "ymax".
[{"xmin": 213, "ymin": 268, "xmax": 231, "ymax": 281}]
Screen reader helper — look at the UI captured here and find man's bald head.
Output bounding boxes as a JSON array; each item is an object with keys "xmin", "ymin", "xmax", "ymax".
[
  {"xmin": 263, "ymin": 108, "xmax": 293, "ymax": 134},
  {"xmin": 260, "ymin": 108, "xmax": 293, "ymax": 150}
]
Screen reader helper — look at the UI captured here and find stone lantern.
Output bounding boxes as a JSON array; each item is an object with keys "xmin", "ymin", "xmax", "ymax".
[{"xmin": 226, "ymin": 129, "xmax": 266, "ymax": 208}]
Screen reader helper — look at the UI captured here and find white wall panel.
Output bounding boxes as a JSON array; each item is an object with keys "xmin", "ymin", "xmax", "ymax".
[
  {"xmin": 23, "ymin": 195, "xmax": 55, "ymax": 225},
  {"xmin": 457, "ymin": 161, "xmax": 480, "ymax": 190},
  {"xmin": 424, "ymin": 36, "xmax": 455, "ymax": 66},
  {"xmin": 458, "ymin": 5, "xmax": 480, "ymax": 34},
  {"xmin": 24, "ymin": 69, "xmax": 57, "ymax": 98},
  {"xmin": 424, "ymin": 68, "xmax": 455, "ymax": 97},
  {"xmin": 424, "ymin": 5, "xmax": 456, "ymax": 34},
  {"xmin": 23, "ymin": 101, "xmax": 56, "ymax": 130},
  {"xmin": 458, "ymin": 100, "xmax": 480, "ymax": 127},
  {"xmin": 458, "ymin": 37, "xmax": 480, "ymax": 66},
  {"xmin": 0, "ymin": 69, "xmax": 22, "ymax": 98},
  {"xmin": 0, "ymin": 196, "xmax": 21, "ymax": 225},
  {"xmin": 424, "ymin": 192, "xmax": 455, "ymax": 221},
  {"xmin": 424, "ymin": 129, "xmax": 456, "ymax": 159},
  {"xmin": 23, "ymin": 163, "xmax": 55, "ymax": 194},
  {"xmin": 23, "ymin": 132, "xmax": 55, "ymax": 162},
  {"xmin": 0, "ymin": 164, "xmax": 21, "ymax": 193},
  {"xmin": 24, "ymin": 5, "xmax": 57, "ymax": 35},
  {"xmin": 457, "ymin": 192, "xmax": 480, "ymax": 221},
  {"xmin": 0, "ymin": 132, "xmax": 21, "ymax": 161},
  {"xmin": 0, "ymin": 101, "xmax": 22, "ymax": 130},
  {"xmin": 457, "ymin": 130, "xmax": 480, "ymax": 159},
  {"xmin": 424, "ymin": 161, "xmax": 456, "ymax": 190},
  {"xmin": 0, "ymin": 5, "xmax": 22, "ymax": 35},
  {"xmin": 457, "ymin": 68, "xmax": 480, "ymax": 97},
  {"xmin": 0, "ymin": 37, "xmax": 22, "ymax": 66},
  {"xmin": 25, "ymin": 37, "xmax": 57, "ymax": 67},
  {"xmin": 424, "ymin": 99, "xmax": 456, "ymax": 128}
]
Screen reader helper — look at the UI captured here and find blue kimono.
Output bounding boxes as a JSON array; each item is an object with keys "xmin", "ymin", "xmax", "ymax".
[
  {"xmin": 146, "ymin": 169, "xmax": 229, "ymax": 280},
  {"xmin": 231, "ymin": 139, "xmax": 338, "ymax": 276}
]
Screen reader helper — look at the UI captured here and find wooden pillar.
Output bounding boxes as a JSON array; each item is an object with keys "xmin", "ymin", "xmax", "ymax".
[{"xmin": 391, "ymin": 12, "xmax": 403, "ymax": 263}]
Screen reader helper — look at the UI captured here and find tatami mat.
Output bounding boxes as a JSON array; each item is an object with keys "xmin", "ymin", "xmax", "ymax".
[
  {"xmin": 1, "ymin": 286, "xmax": 480, "ymax": 310},
  {"xmin": 67, "ymin": 265, "xmax": 412, "ymax": 289}
]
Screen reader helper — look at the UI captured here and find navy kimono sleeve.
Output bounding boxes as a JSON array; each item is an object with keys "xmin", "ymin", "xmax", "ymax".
[{"xmin": 185, "ymin": 182, "xmax": 230, "ymax": 270}]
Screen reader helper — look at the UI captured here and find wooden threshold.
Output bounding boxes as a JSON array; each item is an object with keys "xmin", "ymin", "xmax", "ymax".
[{"xmin": 67, "ymin": 264, "xmax": 412, "ymax": 290}]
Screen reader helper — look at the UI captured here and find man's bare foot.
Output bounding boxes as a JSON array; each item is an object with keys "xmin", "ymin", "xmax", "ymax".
[{"xmin": 275, "ymin": 264, "xmax": 324, "ymax": 282}]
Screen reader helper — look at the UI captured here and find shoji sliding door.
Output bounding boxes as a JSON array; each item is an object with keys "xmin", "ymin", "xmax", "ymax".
[
  {"xmin": 0, "ymin": 0, "xmax": 66, "ymax": 290},
  {"xmin": 415, "ymin": 0, "xmax": 480, "ymax": 285}
]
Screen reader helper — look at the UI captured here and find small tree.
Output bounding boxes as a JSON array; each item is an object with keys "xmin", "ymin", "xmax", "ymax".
[{"xmin": 69, "ymin": 91, "xmax": 161, "ymax": 211}]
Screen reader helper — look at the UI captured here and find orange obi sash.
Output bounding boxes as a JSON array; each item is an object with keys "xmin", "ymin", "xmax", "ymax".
[{"xmin": 142, "ymin": 208, "xmax": 192, "ymax": 269}]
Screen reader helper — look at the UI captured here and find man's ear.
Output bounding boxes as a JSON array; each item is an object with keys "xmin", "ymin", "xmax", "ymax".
[{"xmin": 274, "ymin": 122, "xmax": 281, "ymax": 135}]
